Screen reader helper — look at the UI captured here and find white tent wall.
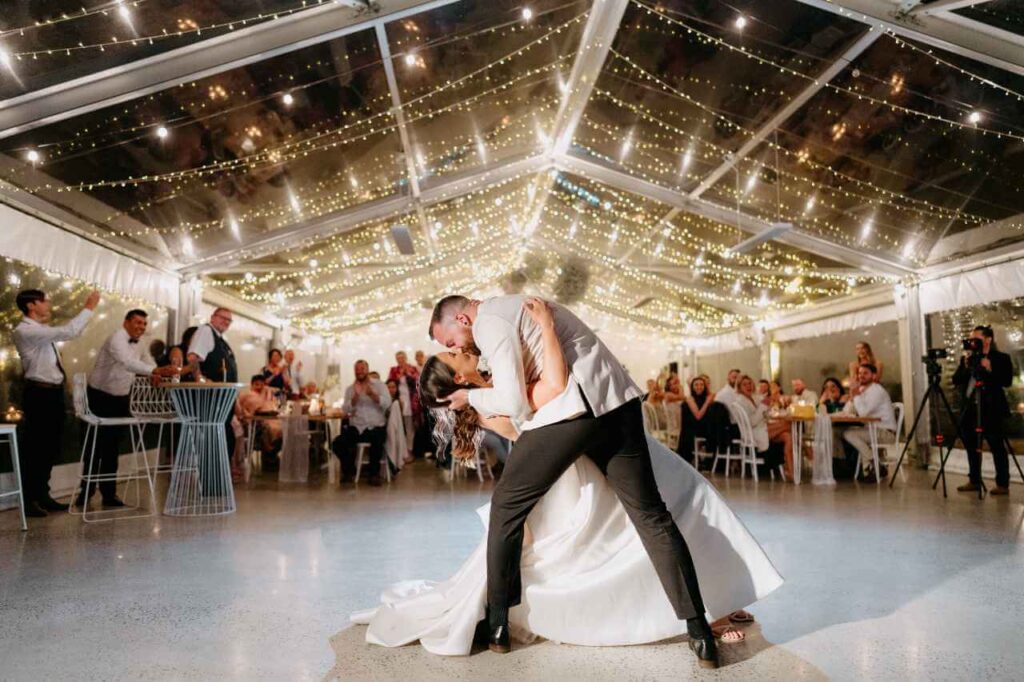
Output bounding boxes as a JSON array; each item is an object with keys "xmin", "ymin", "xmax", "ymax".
[{"xmin": 695, "ymin": 347, "xmax": 763, "ymax": 390}]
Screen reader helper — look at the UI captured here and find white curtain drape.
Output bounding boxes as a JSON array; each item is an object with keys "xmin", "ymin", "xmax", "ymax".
[
  {"xmin": 921, "ymin": 259, "xmax": 1024, "ymax": 314},
  {"xmin": 0, "ymin": 204, "xmax": 179, "ymax": 309}
]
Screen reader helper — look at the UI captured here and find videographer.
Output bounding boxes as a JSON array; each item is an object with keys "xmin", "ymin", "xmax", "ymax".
[{"xmin": 952, "ymin": 325, "xmax": 1014, "ymax": 496}]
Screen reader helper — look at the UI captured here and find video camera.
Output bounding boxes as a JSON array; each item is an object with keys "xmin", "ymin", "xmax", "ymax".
[
  {"xmin": 962, "ymin": 337, "xmax": 984, "ymax": 356},
  {"xmin": 921, "ymin": 348, "xmax": 946, "ymax": 378}
]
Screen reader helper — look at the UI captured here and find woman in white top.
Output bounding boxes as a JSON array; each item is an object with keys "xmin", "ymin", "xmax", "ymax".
[{"xmin": 352, "ymin": 302, "xmax": 782, "ymax": 653}]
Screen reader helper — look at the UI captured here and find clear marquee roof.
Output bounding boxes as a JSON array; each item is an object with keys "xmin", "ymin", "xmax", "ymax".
[{"xmin": 2, "ymin": 0, "xmax": 1023, "ymax": 337}]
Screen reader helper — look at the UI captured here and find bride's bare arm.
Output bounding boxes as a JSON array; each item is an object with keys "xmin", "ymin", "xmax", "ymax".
[{"xmin": 523, "ymin": 297, "xmax": 568, "ymax": 411}]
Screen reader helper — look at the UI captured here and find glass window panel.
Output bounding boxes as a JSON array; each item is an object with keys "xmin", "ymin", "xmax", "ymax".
[
  {"xmin": 0, "ymin": 256, "xmax": 168, "ymax": 466},
  {"xmin": 386, "ymin": 0, "xmax": 588, "ymax": 187},
  {"xmin": 0, "ymin": 30, "xmax": 405, "ymax": 262},
  {"xmin": 954, "ymin": 1, "xmax": 1024, "ymax": 37},
  {"xmin": 926, "ymin": 298, "xmax": 1024, "ymax": 447},
  {"xmin": 572, "ymin": 0, "xmax": 865, "ymax": 190},
  {"xmin": 0, "ymin": 0, "xmax": 338, "ymax": 99}
]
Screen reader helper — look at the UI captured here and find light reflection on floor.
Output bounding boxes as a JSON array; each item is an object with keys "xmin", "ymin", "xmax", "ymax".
[{"xmin": 0, "ymin": 462, "xmax": 1021, "ymax": 680}]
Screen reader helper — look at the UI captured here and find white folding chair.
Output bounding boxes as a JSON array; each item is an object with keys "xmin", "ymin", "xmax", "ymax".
[
  {"xmin": 710, "ymin": 404, "xmax": 745, "ymax": 478},
  {"xmin": 642, "ymin": 401, "xmax": 667, "ymax": 443},
  {"xmin": 69, "ymin": 374, "xmax": 155, "ymax": 522},
  {"xmin": 663, "ymin": 402, "xmax": 682, "ymax": 450},
  {"xmin": 0, "ymin": 425, "xmax": 27, "ymax": 531},
  {"xmin": 875, "ymin": 402, "xmax": 906, "ymax": 481},
  {"xmin": 129, "ymin": 376, "xmax": 183, "ymax": 483},
  {"xmin": 354, "ymin": 442, "xmax": 391, "ymax": 483}
]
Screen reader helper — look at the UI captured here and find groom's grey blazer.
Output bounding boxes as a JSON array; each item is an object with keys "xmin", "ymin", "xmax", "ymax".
[{"xmin": 467, "ymin": 294, "xmax": 642, "ymax": 431}]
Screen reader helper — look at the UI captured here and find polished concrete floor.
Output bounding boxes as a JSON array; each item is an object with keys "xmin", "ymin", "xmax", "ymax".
[{"xmin": 1, "ymin": 462, "xmax": 1022, "ymax": 681}]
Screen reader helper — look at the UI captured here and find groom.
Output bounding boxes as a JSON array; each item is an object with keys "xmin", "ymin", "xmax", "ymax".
[{"xmin": 430, "ymin": 294, "xmax": 718, "ymax": 668}]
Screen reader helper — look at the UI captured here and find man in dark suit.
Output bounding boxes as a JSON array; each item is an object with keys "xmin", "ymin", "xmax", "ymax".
[{"xmin": 953, "ymin": 325, "xmax": 1015, "ymax": 496}]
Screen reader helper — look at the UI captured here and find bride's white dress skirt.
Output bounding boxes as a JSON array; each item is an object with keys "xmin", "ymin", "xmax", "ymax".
[{"xmin": 351, "ymin": 435, "xmax": 783, "ymax": 655}]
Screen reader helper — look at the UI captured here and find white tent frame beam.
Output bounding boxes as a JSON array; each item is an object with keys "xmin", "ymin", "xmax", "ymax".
[
  {"xmin": 901, "ymin": 0, "xmax": 995, "ymax": 16},
  {"xmin": 556, "ymin": 153, "xmax": 915, "ymax": 277},
  {"xmin": 178, "ymin": 153, "xmax": 550, "ymax": 276},
  {"xmin": 792, "ymin": 0, "xmax": 1024, "ymax": 77},
  {"xmin": 637, "ymin": 264, "xmax": 875, "ymax": 279},
  {"xmin": 374, "ymin": 22, "xmax": 436, "ymax": 255},
  {"xmin": 0, "ymin": 0, "xmax": 461, "ymax": 140},
  {"xmin": 688, "ymin": 30, "xmax": 881, "ymax": 200}
]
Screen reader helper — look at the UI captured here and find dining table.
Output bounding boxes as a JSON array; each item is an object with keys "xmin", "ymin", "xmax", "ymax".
[{"xmin": 773, "ymin": 412, "xmax": 881, "ymax": 485}]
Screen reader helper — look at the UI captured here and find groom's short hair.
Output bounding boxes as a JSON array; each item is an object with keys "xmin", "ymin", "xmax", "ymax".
[{"xmin": 428, "ymin": 295, "xmax": 470, "ymax": 339}]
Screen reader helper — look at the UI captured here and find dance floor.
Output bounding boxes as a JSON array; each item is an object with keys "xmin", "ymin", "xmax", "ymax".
[{"xmin": 1, "ymin": 461, "xmax": 1021, "ymax": 680}]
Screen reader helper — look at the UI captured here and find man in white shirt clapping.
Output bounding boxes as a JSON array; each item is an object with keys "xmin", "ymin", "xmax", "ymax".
[
  {"xmin": 13, "ymin": 288, "xmax": 99, "ymax": 518},
  {"xmin": 76, "ymin": 309, "xmax": 179, "ymax": 507},
  {"xmin": 842, "ymin": 363, "xmax": 896, "ymax": 482}
]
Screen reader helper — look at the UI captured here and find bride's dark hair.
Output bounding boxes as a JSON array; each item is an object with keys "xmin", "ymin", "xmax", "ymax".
[{"xmin": 419, "ymin": 355, "xmax": 484, "ymax": 461}]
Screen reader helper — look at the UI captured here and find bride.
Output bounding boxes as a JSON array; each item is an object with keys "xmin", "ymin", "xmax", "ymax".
[{"xmin": 352, "ymin": 298, "xmax": 783, "ymax": 656}]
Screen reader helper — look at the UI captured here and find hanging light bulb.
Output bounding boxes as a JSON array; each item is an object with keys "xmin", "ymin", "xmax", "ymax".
[
  {"xmin": 25, "ymin": 149, "xmax": 40, "ymax": 164},
  {"xmin": 522, "ymin": 7, "xmax": 533, "ymax": 21},
  {"xmin": 967, "ymin": 111, "xmax": 983, "ymax": 125},
  {"xmin": 745, "ymin": 170, "xmax": 759, "ymax": 193},
  {"xmin": 804, "ymin": 196, "xmax": 816, "ymax": 212},
  {"xmin": 182, "ymin": 234, "xmax": 194, "ymax": 257},
  {"xmin": 734, "ymin": 15, "xmax": 747, "ymax": 30},
  {"xmin": 860, "ymin": 217, "xmax": 874, "ymax": 241},
  {"xmin": 308, "ymin": 259, "xmax": 319, "ymax": 268},
  {"xmin": 227, "ymin": 217, "xmax": 241, "ymax": 241},
  {"xmin": 0, "ymin": 48, "xmax": 11, "ymax": 69},
  {"xmin": 282, "ymin": 92, "xmax": 294, "ymax": 107},
  {"xmin": 681, "ymin": 149, "xmax": 693, "ymax": 173},
  {"xmin": 404, "ymin": 52, "xmax": 417, "ymax": 67},
  {"xmin": 156, "ymin": 126, "xmax": 169, "ymax": 140}
]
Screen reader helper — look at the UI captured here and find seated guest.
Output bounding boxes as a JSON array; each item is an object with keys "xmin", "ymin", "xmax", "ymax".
[
  {"xmin": 148, "ymin": 339, "xmax": 167, "ymax": 366},
  {"xmin": 764, "ymin": 382, "xmax": 795, "ymax": 480},
  {"xmin": 765, "ymin": 380, "xmax": 786, "ymax": 410},
  {"xmin": 841, "ymin": 363, "xmax": 897, "ymax": 482},
  {"xmin": 677, "ymin": 375, "xmax": 714, "ymax": 462},
  {"xmin": 384, "ymin": 380, "xmax": 409, "ymax": 473},
  {"xmin": 714, "ymin": 369, "xmax": 740, "ymax": 406},
  {"xmin": 644, "ymin": 378, "xmax": 664, "ymax": 404},
  {"xmin": 236, "ymin": 374, "xmax": 282, "ymax": 471},
  {"xmin": 331, "ymin": 360, "xmax": 392, "ymax": 486},
  {"xmin": 733, "ymin": 375, "xmax": 784, "ymax": 474},
  {"xmin": 789, "ymin": 378, "xmax": 818, "ymax": 407},
  {"xmin": 848, "ymin": 341, "xmax": 883, "ymax": 392},
  {"xmin": 261, "ymin": 348, "xmax": 288, "ymax": 394},
  {"xmin": 368, "ymin": 371, "xmax": 381, "ymax": 381},
  {"xmin": 818, "ymin": 377, "xmax": 845, "ymax": 414},
  {"xmin": 756, "ymin": 379, "xmax": 771, "ymax": 406},
  {"xmin": 76, "ymin": 309, "xmax": 179, "ymax": 507}
]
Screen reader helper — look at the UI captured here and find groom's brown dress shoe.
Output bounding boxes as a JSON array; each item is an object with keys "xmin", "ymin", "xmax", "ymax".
[
  {"xmin": 488, "ymin": 624, "xmax": 511, "ymax": 654},
  {"xmin": 689, "ymin": 634, "xmax": 720, "ymax": 669}
]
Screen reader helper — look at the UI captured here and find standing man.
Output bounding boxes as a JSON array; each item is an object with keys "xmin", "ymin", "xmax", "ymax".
[
  {"xmin": 954, "ymin": 325, "xmax": 1014, "ymax": 496},
  {"xmin": 283, "ymin": 348, "xmax": 304, "ymax": 398},
  {"xmin": 331, "ymin": 360, "xmax": 391, "ymax": 486},
  {"xmin": 13, "ymin": 288, "xmax": 100, "ymax": 517},
  {"xmin": 77, "ymin": 309, "xmax": 179, "ymax": 508},
  {"xmin": 187, "ymin": 307, "xmax": 238, "ymax": 454}
]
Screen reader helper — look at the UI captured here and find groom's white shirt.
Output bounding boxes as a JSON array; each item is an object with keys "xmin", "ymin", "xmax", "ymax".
[{"xmin": 467, "ymin": 295, "xmax": 642, "ymax": 431}]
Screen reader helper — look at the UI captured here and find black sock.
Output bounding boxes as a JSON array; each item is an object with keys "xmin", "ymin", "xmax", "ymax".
[
  {"xmin": 687, "ymin": 616, "xmax": 711, "ymax": 639},
  {"xmin": 488, "ymin": 605, "xmax": 509, "ymax": 629}
]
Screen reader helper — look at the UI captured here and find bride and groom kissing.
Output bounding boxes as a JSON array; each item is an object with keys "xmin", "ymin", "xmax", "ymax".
[{"xmin": 352, "ymin": 293, "xmax": 782, "ymax": 670}]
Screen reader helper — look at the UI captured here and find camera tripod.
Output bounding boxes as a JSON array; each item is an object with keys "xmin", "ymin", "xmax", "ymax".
[{"xmin": 889, "ymin": 359, "xmax": 974, "ymax": 498}]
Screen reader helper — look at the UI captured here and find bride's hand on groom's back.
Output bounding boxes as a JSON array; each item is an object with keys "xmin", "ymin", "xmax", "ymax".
[{"xmin": 523, "ymin": 297, "xmax": 554, "ymax": 330}]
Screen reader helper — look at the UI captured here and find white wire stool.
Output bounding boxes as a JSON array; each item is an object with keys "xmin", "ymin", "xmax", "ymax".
[
  {"xmin": 164, "ymin": 383, "xmax": 241, "ymax": 517},
  {"xmin": 129, "ymin": 376, "xmax": 184, "ymax": 483},
  {"xmin": 68, "ymin": 374, "xmax": 155, "ymax": 523},
  {"xmin": 0, "ymin": 424, "xmax": 28, "ymax": 531}
]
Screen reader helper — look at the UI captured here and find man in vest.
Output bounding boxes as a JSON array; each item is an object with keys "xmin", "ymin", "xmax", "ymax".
[{"xmin": 187, "ymin": 307, "xmax": 239, "ymax": 487}]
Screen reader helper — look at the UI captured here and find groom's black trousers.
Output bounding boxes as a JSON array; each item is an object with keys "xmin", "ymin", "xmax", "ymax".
[{"xmin": 487, "ymin": 398, "xmax": 707, "ymax": 621}]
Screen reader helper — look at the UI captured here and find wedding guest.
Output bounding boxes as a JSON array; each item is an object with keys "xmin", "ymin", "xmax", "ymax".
[
  {"xmin": 848, "ymin": 341, "xmax": 883, "ymax": 391},
  {"xmin": 368, "ymin": 371, "xmax": 381, "ymax": 381},
  {"xmin": 331, "ymin": 360, "xmax": 391, "ymax": 485},
  {"xmin": 818, "ymin": 377, "xmax": 845, "ymax": 414},
  {"xmin": 733, "ymin": 376, "xmax": 784, "ymax": 474},
  {"xmin": 283, "ymin": 349, "xmax": 304, "ymax": 398},
  {"xmin": 414, "ymin": 350, "xmax": 426, "ymax": 371},
  {"xmin": 261, "ymin": 348, "xmax": 288, "ymax": 394},
  {"xmin": 677, "ymin": 375, "xmax": 714, "ymax": 463},
  {"xmin": 13, "ymin": 288, "xmax": 99, "ymax": 517},
  {"xmin": 764, "ymin": 383, "xmax": 795, "ymax": 480},
  {"xmin": 187, "ymin": 307, "xmax": 238, "ymax": 484},
  {"xmin": 663, "ymin": 373, "xmax": 685, "ymax": 403},
  {"xmin": 236, "ymin": 374, "xmax": 282, "ymax": 471},
  {"xmin": 77, "ymin": 309, "xmax": 179, "ymax": 507},
  {"xmin": 148, "ymin": 339, "xmax": 167, "ymax": 365},
  {"xmin": 789, "ymin": 378, "xmax": 818, "ymax": 407},
  {"xmin": 714, "ymin": 369, "xmax": 741, "ymax": 406},
  {"xmin": 645, "ymin": 378, "xmax": 665, "ymax": 404},
  {"xmin": 388, "ymin": 351, "xmax": 420, "ymax": 460},
  {"xmin": 841, "ymin": 363, "xmax": 896, "ymax": 482},
  {"xmin": 756, "ymin": 379, "xmax": 771, "ymax": 406},
  {"xmin": 765, "ymin": 380, "xmax": 786, "ymax": 410}
]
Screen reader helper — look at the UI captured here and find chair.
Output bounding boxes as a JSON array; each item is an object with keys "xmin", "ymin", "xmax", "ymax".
[
  {"xmin": 0, "ymin": 424, "xmax": 27, "ymax": 531},
  {"xmin": 354, "ymin": 442, "xmax": 391, "ymax": 484},
  {"xmin": 663, "ymin": 402, "xmax": 682, "ymax": 450},
  {"xmin": 709, "ymin": 404, "xmax": 747, "ymax": 478},
  {"xmin": 875, "ymin": 402, "xmax": 906, "ymax": 481},
  {"xmin": 642, "ymin": 400, "xmax": 667, "ymax": 443},
  {"xmin": 129, "ymin": 376, "xmax": 183, "ymax": 482},
  {"xmin": 68, "ymin": 374, "xmax": 155, "ymax": 522},
  {"xmin": 854, "ymin": 403, "xmax": 903, "ymax": 483}
]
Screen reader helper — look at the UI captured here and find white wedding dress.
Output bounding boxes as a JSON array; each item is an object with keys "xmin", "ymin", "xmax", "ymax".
[{"xmin": 351, "ymin": 435, "xmax": 784, "ymax": 655}]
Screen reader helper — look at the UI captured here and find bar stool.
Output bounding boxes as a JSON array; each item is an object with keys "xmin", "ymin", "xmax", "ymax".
[
  {"xmin": 69, "ymin": 374, "xmax": 155, "ymax": 522},
  {"xmin": 0, "ymin": 424, "xmax": 27, "ymax": 531}
]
